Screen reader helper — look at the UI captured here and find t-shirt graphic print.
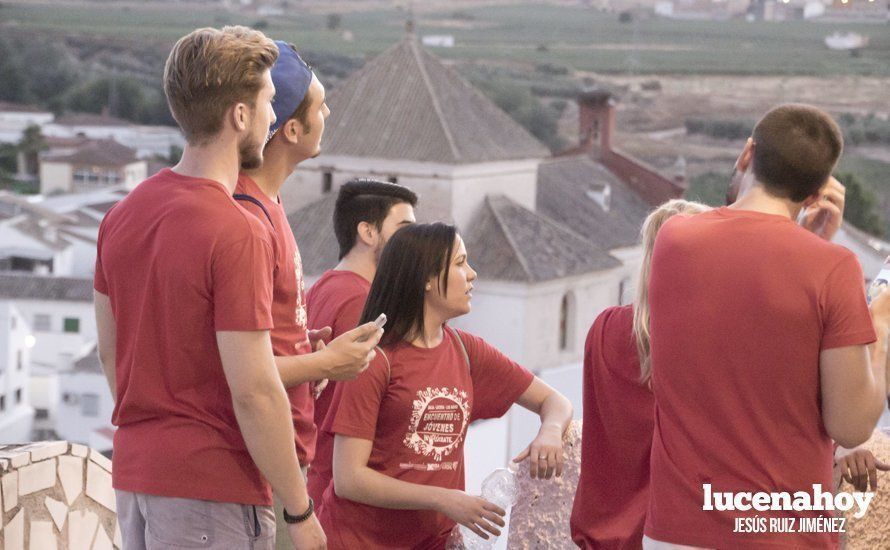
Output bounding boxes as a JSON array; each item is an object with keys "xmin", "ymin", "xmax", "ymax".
[{"xmin": 403, "ymin": 386, "xmax": 471, "ymax": 468}]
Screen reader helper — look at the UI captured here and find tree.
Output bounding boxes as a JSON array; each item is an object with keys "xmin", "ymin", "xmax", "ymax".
[
  {"xmin": 836, "ymin": 171, "xmax": 884, "ymax": 238},
  {"xmin": 18, "ymin": 125, "xmax": 46, "ymax": 177},
  {"xmin": 473, "ymin": 80, "xmax": 565, "ymax": 152},
  {"xmin": 0, "ymin": 38, "xmax": 29, "ymax": 103},
  {"xmin": 64, "ymin": 75, "xmax": 151, "ymax": 121},
  {"xmin": 686, "ymin": 172, "xmax": 730, "ymax": 207},
  {"xmin": 327, "ymin": 13, "xmax": 342, "ymax": 31}
]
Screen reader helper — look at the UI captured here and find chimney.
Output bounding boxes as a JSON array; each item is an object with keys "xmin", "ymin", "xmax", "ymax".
[{"xmin": 577, "ymin": 89, "xmax": 615, "ymax": 159}]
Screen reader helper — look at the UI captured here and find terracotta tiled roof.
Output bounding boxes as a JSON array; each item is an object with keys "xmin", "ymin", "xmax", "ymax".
[
  {"xmin": 43, "ymin": 139, "xmax": 138, "ymax": 167},
  {"xmin": 288, "ymin": 193, "xmax": 339, "ymax": 277},
  {"xmin": 54, "ymin": 112, "xmax": 133, "ymax": 127},
  {"xmin": 322, "ymin": 36, "xmax": 549, "ymax": 164},
  {"xmin": 537, "ymin": 155, "xmax": 651, "ymax": 251},
  {"xmin": 465, "ymin": 195, "xmax": 621, "ymax": 282},
  {"xmin": 0, "ymin": 102, "xmax": 51, "ymax": 114},
  {"xmin": 0, "ymin": 272, "xmax": 93, "ymax": 301}
]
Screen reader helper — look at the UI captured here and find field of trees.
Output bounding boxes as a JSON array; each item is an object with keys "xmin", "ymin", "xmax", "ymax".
[
  {"xmin": 2, "ymin": 2, "xmax": 889, "ymax": 76},
  {"xmin": 1, "ymin": 1, "xmax": 888, "ymax": 237}
]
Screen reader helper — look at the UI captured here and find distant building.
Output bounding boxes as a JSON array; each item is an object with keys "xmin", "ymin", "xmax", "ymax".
[
  {"xmin": 0, "ymin": 272, "xmax": 96, "ymax": 442},
  {"xmin": 35, "ymin": 187, "xmax": 127, "ymax": 277},
  {"xmin": 835, "ymin": 222, "xmax": 890, "ymax": 284},
  {"xmin": 286, "ymin": 35, "xmax": 682, "ymax": 373},
  {"xmin": 653, "ymin": 0, "xmax": 747, "ymax": 20},
  {"xmin": 39, "ymin": 138, "xmax": 147, "ymax": 195},
  {"xmin": 284, "ymin": 35, "xmax": 687, "ymax": 485},
  {"xmin": 56, "ymin": 346, "xmax": 114, "ymax": 449},
  {"xmin": 0, "ymin": 193, "xmax": 75, "ymax": 275},
  {"xmin": 824, "ymin": 0, "xmax": 889, "ymax": 20},
  {"xmin": 0, "ymin": 272, "xmax": 95, "ymax": 373},
  {"xmin": 0, "ymin": 301, "xmax": 34, "ymax": 443},
  {"xmin": 422, "ymin": 35, "xmax": 455, "ymax": 48},
  {"xmin": 43, "ymin": 111, "xmax": 184, "ymax": 159},
  {"xmin": 0, "ymin": 102, "xmax": 53, "ymax": 144}
]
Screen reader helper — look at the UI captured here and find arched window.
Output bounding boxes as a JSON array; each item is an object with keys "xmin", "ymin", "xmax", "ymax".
[{"xmin": 559, "ymin": 292, "xmax": 576, "ymax": 351}]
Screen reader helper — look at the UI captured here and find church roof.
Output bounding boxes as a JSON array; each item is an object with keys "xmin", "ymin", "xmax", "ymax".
[
  {"xmin": 465, "ymin": 195, "xmax": 621, "ymax": 283},
  {"xmin": 537, "ymin": 155, "xmax": 652, "ymax": 251},
  {"xmin": 321, "ymin": 36, "xmax": 549, "ymax": 164},
  {"xmin": 288, "ymin": 193, "xmax": 339, "ymax": 277}
]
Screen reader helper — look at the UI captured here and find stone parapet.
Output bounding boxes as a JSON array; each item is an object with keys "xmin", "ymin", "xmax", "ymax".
[
  {"xmin": 0, "ymin": 442, "xmax": 119, "ymax": 550},
  {"xmin": 507, "ymin": 420, "xmax": 582, "ymax": 549}
]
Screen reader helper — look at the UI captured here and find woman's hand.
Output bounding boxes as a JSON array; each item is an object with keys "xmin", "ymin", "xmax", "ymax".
[
  {"xmin": 435, "ymin": 489, "xmax": 506, "ymax": 540},
  {"xmin": 512, "ymin": 423, "xmax": 565, "ymax": 479},
  {"xmin": 836, "ymin": 447, "xmax": 890, "ymax": 492}
]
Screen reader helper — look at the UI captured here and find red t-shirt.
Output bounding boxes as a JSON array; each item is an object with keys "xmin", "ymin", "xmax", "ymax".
[
  {"xmin": 317, "ymin": 328, "xmax": 534, "ymax": 550},
  {"xmin": 235, "ymin": 174, "xmax": 315, "ymax": 465},
  {"xmin": 571, "ymin": 305, "xmax": 653, "ymax": 550},
  {"xmin": 94, "ymin": 168, "xmax": 275, "ymax": 505},
  {"xmin": 304, "ymin": 269, "xmax": 371, "ymax": 503},
  {"xmin": 645, "ymin": 207, "xmax": 877, "ymax": 548}
]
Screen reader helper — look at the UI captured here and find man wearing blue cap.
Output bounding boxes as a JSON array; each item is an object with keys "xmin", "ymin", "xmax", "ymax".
[{"xmin": 234, "ymin": 41, "xmax": 384, "ymax": 547}]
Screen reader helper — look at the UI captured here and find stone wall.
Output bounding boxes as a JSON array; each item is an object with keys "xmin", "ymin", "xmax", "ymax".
[
  {"xmin": 840, "ymin": 429, "xmax": 890, "ymax": 549},
  {"xmin": 0, "ymin": 442, "xmax": 118, "ymax": 550},
  {"xmin": 507, "ymin": 420, "xmax": 582, "ymax": 549}
]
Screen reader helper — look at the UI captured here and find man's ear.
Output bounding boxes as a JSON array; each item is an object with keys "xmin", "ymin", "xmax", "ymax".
[
  {"xmin": 735, "ymin": 137, "xmax": 754, "ymax": 173},
  {"xmin": 356, "ymin": 221, "xmax": 378, "ymax": 247},
  {"xmin": 231, "ymin": 102, "xmax": 250, "ymax": 132},
  {"xmin": 802, "ymin": 178, "xmax": 830, "ymax": 207},
  {"xmin": 281, "ymin": 117, "xmax": 304, "ymax": 145}
]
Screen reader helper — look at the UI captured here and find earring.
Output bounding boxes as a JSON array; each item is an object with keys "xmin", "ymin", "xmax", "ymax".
[{"xmin": 425, "ymin": 284, "xmax": 431, "ymax": 291}]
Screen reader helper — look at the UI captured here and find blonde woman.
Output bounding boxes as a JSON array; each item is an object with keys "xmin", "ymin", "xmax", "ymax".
[{"xmin": 570, "ymin": 199, "xmax": 708, "ymax": 550}]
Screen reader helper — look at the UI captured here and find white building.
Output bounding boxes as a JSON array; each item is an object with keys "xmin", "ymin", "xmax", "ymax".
[
  {"xmin": 286, "ymin": 34, "xmax": 683, "ymax": 495},
  {"xmin": 289, "ymin": 35, "xmax": 680, "ymax": 373},
  {"xmin": 43, "ymin": 112, "xmax": 184, "ymax": 159},
  {"xmin": 39, "ymin": 138, "xmax": 147, "ymax": 195},
  {"xmin": 36, "ymin": 187, "xmax": 129, "ymax": 277},
  {"xmin": 57, "ymin": 346, "xmax": 114, "ymax": 449},
  {"xmin": 422, "ymin": 35, "xmax": 455, "ymax": 48},
  {"xmin": 0, "ymin": 192, "xmax": 76, "ymax": 275},
  {"xmin": 0, "ymin": 102, "xmax": 54, "ymax": 144},
  {"xmin": 0, "ymin": 272, "xmax": 96, "ymax": 442},
  {"xmin": 0, "ymin": 301, "xmax": 34, "ymax": 443},
  {"xmin": 835, "ymin": 222, "xmax": 890, "ymax": 285},
  {"xmin": 0, "ymin": 273, "xmax": 97, "ymax": 375}
]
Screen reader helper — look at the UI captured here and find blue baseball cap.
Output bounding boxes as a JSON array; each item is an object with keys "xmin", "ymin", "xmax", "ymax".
[{"xmin": 270, "ymin": 40, "xmax": 313, "ymax": 135}]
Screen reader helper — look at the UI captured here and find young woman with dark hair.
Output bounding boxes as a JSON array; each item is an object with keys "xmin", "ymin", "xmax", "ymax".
[{"xmin": 317, "ymin": 223, "xmax": 573, "ymax": 550}]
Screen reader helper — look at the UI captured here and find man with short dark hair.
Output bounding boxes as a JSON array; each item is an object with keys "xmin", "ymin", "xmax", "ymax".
[
  {"xmin": 233, "ymin": 42, "xmax": 385, "ymax": 540},
  {"xmin": 305, "ymin": 178, "xmax": 418, "ymax": 504},
  {"xmin": 644, "ymin": 104, "xmax": 890, "ymax": 548}
]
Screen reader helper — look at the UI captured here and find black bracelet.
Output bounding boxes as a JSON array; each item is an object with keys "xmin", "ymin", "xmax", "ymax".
[{"xmin": 282, "ymin": 498, "xmax": 314, "ymax": 524}]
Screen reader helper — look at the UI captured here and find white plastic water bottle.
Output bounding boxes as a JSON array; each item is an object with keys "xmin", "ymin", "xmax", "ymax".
[
  {"xmin": 868, "ymin": 258, "xmax": 890, "ymax": 304},
  {"xmin": 449, "ymin": 465, "xmax": 518, "ymax": 549}
]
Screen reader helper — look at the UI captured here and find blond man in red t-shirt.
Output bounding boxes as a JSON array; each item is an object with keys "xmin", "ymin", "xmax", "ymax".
[
  {"xmin": 644, "ymin": 104, "xmax": 890, "ymax": 549},
  {"xmin": 94, "ymin": 28, "xmax": 338, "ymax": 550}
]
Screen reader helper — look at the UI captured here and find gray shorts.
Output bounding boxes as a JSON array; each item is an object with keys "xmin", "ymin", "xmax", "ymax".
[{"xmin": 116, "ymin": 490, "xmax": 275, "ymax": 550}]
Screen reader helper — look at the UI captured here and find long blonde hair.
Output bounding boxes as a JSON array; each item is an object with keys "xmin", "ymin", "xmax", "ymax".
[{"xmin": 633, "ymin": 199, "xmax": 709, "ymax": 384}]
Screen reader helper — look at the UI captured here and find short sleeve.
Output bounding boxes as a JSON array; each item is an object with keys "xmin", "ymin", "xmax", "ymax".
[
  {"xmin": 458, "ymin": 330, "xmax": 534, "ymax": 421},
  {"xmin": 327, "ymin": 353, "xmax": 389, "ymax": 440},
  {"xmin": 820, "ymin": 253, "xmax": 877, "ymax": 350},
  {"xmin": 331, "ymin": 294, "xmax": 367, "ymax": 340},
  {"xmin": 235, "ymin": 199, "xmax": 280, "ymax": 271},
  {"xmin": 212, "ymin": 230, "xmax": 275, "ymax": 331},
  {"xmin": 93, "ymin": 220, "xmax": 108, "ymax": 295}
]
